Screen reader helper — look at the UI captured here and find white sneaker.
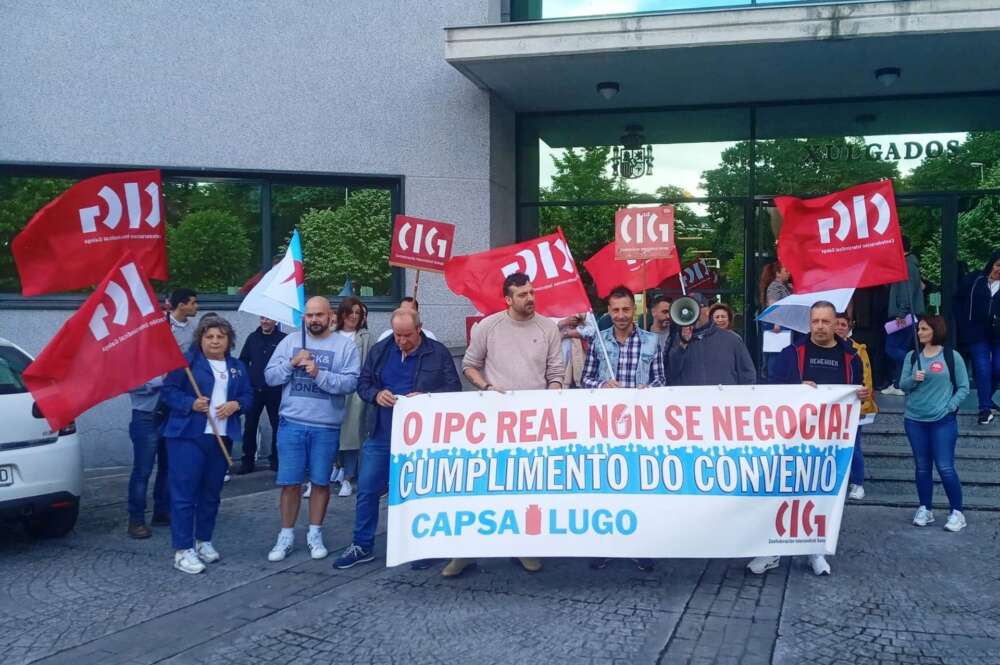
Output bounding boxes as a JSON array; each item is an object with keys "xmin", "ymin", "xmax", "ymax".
[
  {"xmin": 302, "ymin": 482, "xmax": 312, "ymax": 498},
  {"xmin": 195, "ymin": 540, "xmax": 221, "ymax": 563},
  {"xmin": 332, "ymin": 466, "xmax": 345, "ymax": 484},
  {"xmin": 338, "ymin": 479, "xmax": 353, "ymax": 497},
  {"xmin": 747, "ymin": 556, "xmax": 780, "ymax": 574},
  {"xmin": 913, "ymin": 505, "xmax": 935, "ymax": 527},
  {"xmin": 809, "ymin": 554, "xmax": 831, "ymax": 576},
  {"xmin": 307, "ymin": 530, "xmax": 328, "ymax": 559},
  {"xmin": 848, "ymin": 484, "xmax": 865, "ymax": 501},
  {"xmin": 880, "ymin": 386, "xmax": 904, "ymax": 396},
  {"xmin": 268, "ymin": 533, "xmax": 294, "ymax": 562},
  {"xmin": 944, "ymin": 510, "xmax": 967, "ymax": 532},
  {"xmin": 174, "ymin": 548, "xmax": 206, "ymax": 574},
  {"xmin": 224, "ymin": 474, "xmax": 231, "ymax": 483}
]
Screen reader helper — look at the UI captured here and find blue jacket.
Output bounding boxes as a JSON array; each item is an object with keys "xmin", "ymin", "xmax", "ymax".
[
  {"xmin": 587, "ymin": 327, "xmax": 662, "ymax": 387},
  {"xmin": 358, "ymin": 333, "xmax": 461, "ymax": 403},
  {"xmin": 161, "ymin": 350, "xmax": 254, "ymax": 442},
  {"xmin": 954, "ymin": 250, "xmax": 1000, "ymax": 346},
  {"xmin": 771, "ymin": 337, "xmax": 862, "ymax": 386}
]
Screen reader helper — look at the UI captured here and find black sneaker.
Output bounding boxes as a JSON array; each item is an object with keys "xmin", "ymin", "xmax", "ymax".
[
  {"xmin": 333, "ymin": 544, "xmax": 375, "ymax": 569},
  {"xmin": 236, "ymin": 462, "xmax": 256, "ymax": 475},
  {"xmin": 151, "ymin": 513, "xmax": 170, "ymax": 526},
  {"xmin": 978, "ymin": 410, "xmax": 994, "ymax": 425},
  {"xmin": 632, "ymin": 558, "xmax": 655, "ymax": 572}
]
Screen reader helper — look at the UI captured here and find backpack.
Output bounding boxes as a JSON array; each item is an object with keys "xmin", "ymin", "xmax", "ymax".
[{"xmin": 908, "ymin": 346, "xmax": 958, "ymax": 395}]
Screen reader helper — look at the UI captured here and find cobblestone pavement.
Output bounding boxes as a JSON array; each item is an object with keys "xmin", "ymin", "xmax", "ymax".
[{"xmin": 2, "ymin": 470, "xmax": 998, "ymax": 665}]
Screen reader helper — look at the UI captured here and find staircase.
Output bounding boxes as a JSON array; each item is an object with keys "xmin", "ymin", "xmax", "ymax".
[{"xmin": 859, "ymin": 395, "xmax": 1000, "ymax": 510}]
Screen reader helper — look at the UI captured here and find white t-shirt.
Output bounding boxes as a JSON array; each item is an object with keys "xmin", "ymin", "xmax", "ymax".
[
  {"xmin": 205, "ymin": 359, "xmax": 229, "ymax": 436},
  {"xmin": 990, "ymin": 279, "xmax": 1000, "ymax": 297},
  {"xmin": 377, "ymin": 328, "xmax": 437, "ymax": 342},
  {"xmin": 338, "ymin": 330, "xmax": 357, "ymax": 342}
]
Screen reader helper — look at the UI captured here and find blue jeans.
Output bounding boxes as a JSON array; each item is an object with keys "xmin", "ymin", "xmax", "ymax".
[
  {"xmin": 275, "ymin": 418, "xmax": 340, "ymax": 487},
  {"xmin": 338, "ymin": 449, "xmax": 359, "ymax": 480},
  {"xmin": 968, "ymin": 340, "xmax": 1000, "ymax": 411},
  {"xmin": 352, "ymin": 436, "xmax": 390, "ymax": 551},
  {"xmin": 904, "ymin": 415, "xmax": 962, "ymax": 511},
  {"xmin": 167, "ymin": 435, "xmax": 231, "ymax": 550},
  {"xmin": 885, "ymin": 328, "xmax": 912, "ymax": 388},
  {"xmin": 127, "ymin": 410, "xmax": 169, "ymax": 522},
  {"xmin": 849, "ymin": 430, "xmax": 864, "ymax": 486}
]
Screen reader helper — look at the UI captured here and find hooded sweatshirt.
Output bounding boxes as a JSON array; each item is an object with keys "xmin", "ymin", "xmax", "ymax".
[
  {"xmin": 954, "ymin": 250, "xmax": 1000, "ymax": 346},
  {"xmin": 667, "ymin": 322, "xmax": 756, "ymax": 386},
  {"xmin": 887, "ymin": 253, "xmax": 926, "ymax": 319}
]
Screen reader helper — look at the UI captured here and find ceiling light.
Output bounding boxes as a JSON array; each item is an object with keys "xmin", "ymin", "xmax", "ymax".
[
  {"xmin": 874, "ymin": 67, "xmax": 901, "ymax": 87},
  {"xmin": 596, "ymin": 81, "xmax": 620, "ymax": 100}
]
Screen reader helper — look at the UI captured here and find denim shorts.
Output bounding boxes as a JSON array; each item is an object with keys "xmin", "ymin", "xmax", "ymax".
[{"xmin": 275, "ymin": 418, "xmax": 340, "ymax": 487}]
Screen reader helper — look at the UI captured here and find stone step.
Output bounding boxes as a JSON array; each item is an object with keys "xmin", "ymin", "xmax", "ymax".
[
  {"xmin": 847, "ymin": 492, "xmax": 1000, "ymax": 512},
  {"xmin": 863, "ymin": 451, "xmax": 1000, "ymax": 474},
  {"xmin": 864, "ymin": 413, "xmax": 999, "ymax": 433},
  {"xmin": 861, "ymin": 434, "xmax": 1000, "ymax": 453},
  {"xmin": 860, "ymin": 469, "xmax": 1000, "ymax": 499},
  {"xmin": 861, "ymin": 442, "xmax": 1000, "ymax": 460}
]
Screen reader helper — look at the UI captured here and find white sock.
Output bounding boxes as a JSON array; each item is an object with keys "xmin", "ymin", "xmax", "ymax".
[
  {"xmin": 308, "ymin": 524, "xmax": 322, "ymax": 536},
  {"xmin": 280, "ymin": 527, "xmax": 294, "ymax": 539}
]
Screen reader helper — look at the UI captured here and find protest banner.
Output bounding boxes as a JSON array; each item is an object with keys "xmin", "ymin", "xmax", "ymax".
[{"xmin": 386, "ymin": 384, "xmax": 859, "ymax": 566}]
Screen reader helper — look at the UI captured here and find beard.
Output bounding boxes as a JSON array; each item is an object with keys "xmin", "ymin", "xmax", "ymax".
[{"xmin": 307, "ymin": 322, "xmax": 327, "ymax": 334}]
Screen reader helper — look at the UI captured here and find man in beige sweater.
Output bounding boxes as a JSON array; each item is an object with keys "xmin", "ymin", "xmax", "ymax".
[{"xmin": 441, "ymin": 272, "xmax": 564, "ymax": 578}]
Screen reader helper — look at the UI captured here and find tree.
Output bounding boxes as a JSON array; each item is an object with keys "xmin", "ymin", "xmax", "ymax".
[
  {"xmin": 295, "ymin": 188, "xmax": 392, "ymax": 295},
  {"xmin": 167, "ymin": 210, "xmax": 253, "ymax": 292},
  {"xmin": 0, "ymin": 177, "xmax": 75, "ymax": 292}
]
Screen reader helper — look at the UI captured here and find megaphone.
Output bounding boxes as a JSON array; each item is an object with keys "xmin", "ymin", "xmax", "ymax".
[{"xmin": 670, "ymin": 296, "xmax": 701, "ymax": 326}]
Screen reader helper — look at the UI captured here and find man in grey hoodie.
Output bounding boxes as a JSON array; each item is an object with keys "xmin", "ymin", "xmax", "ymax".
[{"xmin": 668, "ymin": 293, "xmax": 756, "ymax": 386}]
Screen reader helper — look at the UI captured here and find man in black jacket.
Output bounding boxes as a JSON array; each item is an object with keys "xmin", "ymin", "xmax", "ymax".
[
  {"xmin": 238, "ymin": 316, "xmax": 286, "ymax": 473},
  {"xmin": 333, "ymin": 308, "xmax": 461, "ymax": 569}
]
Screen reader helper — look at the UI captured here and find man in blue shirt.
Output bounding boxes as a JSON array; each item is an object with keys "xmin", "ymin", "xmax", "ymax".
[{"xmin": 333, "ymin": 308, "xmax": 461, "ymax": 569}]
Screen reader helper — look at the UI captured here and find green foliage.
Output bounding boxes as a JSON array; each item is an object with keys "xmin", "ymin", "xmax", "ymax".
[
  {"xmin": 294, "ymin": 188, "xmax": 392, "ymax": 296},
  {"xmin": 0, "ymin": 177, "xmax": 75, "ymax": 291},
  {"xmin": 167, "ymin": 209, "xmax": 252, "ymax": 292}
]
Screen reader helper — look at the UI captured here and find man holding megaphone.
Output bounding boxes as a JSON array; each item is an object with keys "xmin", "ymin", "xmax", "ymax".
[{"xmin": 667, "ymin": 292, "xmax": 756, "ymax": 386}]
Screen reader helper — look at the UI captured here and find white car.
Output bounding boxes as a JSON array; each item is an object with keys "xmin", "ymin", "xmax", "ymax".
[{"xmin": 0, "ymin": 337, "xmax": 83, "ymax": 538}]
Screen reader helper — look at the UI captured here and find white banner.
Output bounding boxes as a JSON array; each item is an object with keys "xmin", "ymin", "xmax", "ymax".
[{"xmin": 387, "ymin": 385, "xmax": 859, "ymax": 567}]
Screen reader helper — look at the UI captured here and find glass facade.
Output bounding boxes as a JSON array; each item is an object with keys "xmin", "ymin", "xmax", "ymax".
[
  {"xmin": 517, "ymin": 93, "xmax": 1000, "ymax": 372},
  {"xmin": 0, "ymin": 167, "xmax": 402, "ymax": 308}
]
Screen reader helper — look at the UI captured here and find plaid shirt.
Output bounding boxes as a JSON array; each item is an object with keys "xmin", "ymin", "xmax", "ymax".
[{"xmin": 581, "ymin": 327, "xmax": 666, "ymax": 388}]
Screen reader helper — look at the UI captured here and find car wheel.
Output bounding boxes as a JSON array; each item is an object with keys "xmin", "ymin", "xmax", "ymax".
[{"xmin": 23, "ymin": 501, "xmax": 79, "ymax": 539}]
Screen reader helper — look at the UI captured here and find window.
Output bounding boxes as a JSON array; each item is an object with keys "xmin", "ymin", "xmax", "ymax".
[
  {"xmin": 0, "ymin": 345, "xmax": 31, "ymax": 395},
  {"xmin": 0, "ymin": 166, "xmax": 402, "ymax": 308}
]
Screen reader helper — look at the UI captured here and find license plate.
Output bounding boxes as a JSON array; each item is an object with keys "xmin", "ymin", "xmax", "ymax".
[{"xmin": 0, "ymin": 465, "xmax": 12, "ymax": 487}]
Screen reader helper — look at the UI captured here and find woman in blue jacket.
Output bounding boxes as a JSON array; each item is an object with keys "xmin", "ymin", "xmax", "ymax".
[
  {"xmin": 954, "ymin": 250, "xmax": 1000, "ymax": 424},
  {"xmin": 161, "ymin": 316, "xmax": 253, "ymax": 574}
]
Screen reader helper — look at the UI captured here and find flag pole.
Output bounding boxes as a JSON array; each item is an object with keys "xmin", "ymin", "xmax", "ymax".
[
  {"xmin": 587, "ymin": 311, "xmax": 617, "ymax": 383},
  {"xmin": 643, "ymin": 259, "xmax": 650, "ymax": 331},
  {"xmin": 413, "ymin": 269, "xmax": 421, "ymax": 300},
  {"xmin": 184, "ymin": 367, "xmax": 234, "ymax": 467},
  {"xmin": 905, "ymin": 285, "xmax": 922, "ymax": 371}
]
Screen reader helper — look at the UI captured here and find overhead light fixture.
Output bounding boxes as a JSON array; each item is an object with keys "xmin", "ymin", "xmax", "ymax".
[
  {"xmin": 596, "ymin": 81, "xmax": 620, "ymax": 100},
  {"xmin": 874, "ymin": 67, "xmax": 901, "ymax": 87},
  {"xmin": 611, "ymin": 124, "xmax": 653, "ymax": 179}
]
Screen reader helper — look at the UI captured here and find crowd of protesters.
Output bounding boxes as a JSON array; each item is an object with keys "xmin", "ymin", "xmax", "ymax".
[{"xmin": 123, "ymin": 247, "xmax": 999, "ymax": 575}]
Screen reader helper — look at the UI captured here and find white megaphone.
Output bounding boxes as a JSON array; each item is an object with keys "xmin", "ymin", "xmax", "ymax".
[{"xmin": 669, "ymin": 296, "xmax": 700, "ymax": 327}]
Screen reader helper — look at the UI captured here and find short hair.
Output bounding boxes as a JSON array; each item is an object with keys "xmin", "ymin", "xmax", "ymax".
[
  {"xmin": 652, "ymin": 294, "xmax": 673, "ymax": 307},
  {"xmin": 400, "ymin": 296, "xmax": 419, "ymax": 310},
  {"xmin": 709, "ymin": 302, "xmax": 734, "ymax": 323},
  {"xmin": 919, "ymin": 314, "xmax": 948, "ymax": 345},
  {"xmin": 835, "ymin": 311, "xmax": 851, "ymax": 321},
  {"xmin": 169, "ymin": 288, "xmax": 197, "ymax": 310},
  {"xmin": 193, "ymin": 315, "xmax": 236, "ymax": 353},
  {"xmin": 503, "ymin": 272, "xmax": 531, "ymax": 297},
  {"xmin": 810, "ymin": 300, "xmax": 836, "ymax": 316},
  {"xmin": 391, "ymin": 308, "xmax": 422, "ymax": 330},
  {"xmin": 607, "ymin": 285, "xmax": 635, "ymax": 304}
]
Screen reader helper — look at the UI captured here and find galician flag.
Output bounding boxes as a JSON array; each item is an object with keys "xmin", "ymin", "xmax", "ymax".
[{"xmin": 238, "ymin": 230, "xmax": 306, "ymax": 327}]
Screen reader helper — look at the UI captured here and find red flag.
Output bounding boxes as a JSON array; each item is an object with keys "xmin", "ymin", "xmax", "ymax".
[
  {"xmin": 389, "ymin": 215, "xmax": 456, "ymax": 273},
  {"xmin": 444, "ymin": 229, "xmax": 590, "ymax": 316},
  {"xmin": 584, "ymin": 242, "xmax": 681, "ymax": 298},
  {"xmin": 660, "ymin": 258, "xmax": 720, "ymax": 292},
  {"xmin": 12, "ymin": 170, "xmax": 167, "ymax": 295},
  {"xmin": 22, "ymin": 255, "xmax": 186, "ymax": 431},
  {"xmin": 775, "ymin": 180, "xmax": 906, "ymax": 292}
]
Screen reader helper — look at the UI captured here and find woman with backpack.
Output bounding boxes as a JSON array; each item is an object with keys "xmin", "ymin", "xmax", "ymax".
[{"xmin": 900, "ymin": 315, "xmax": 970, "ymax": 532}]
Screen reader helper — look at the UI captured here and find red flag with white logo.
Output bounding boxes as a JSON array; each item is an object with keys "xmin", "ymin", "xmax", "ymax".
[
  {"xmin": 660, "ymin": 258, "xmax": 720, "ymax": 292},
  {"xmin": 584, "ymin": 242, "xmax": 681, "ymax": 299},
  {"xmin": 12, "ymin": 170, "xmax": 167, "ymax": 296},
  {"xmin": 444, "ymin": 228, "xmax": 590, "ymax": 316},
  {"xmin": 775, "ymin": 180, "xmax": 906, "ymax": 292},
  {"xmin": 389, "ymin": 215, "xmax": 455, "ymax": 273},
  {"xmin": 22, "ymin": 255, "xmax": 186, "ymax": 431}
]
